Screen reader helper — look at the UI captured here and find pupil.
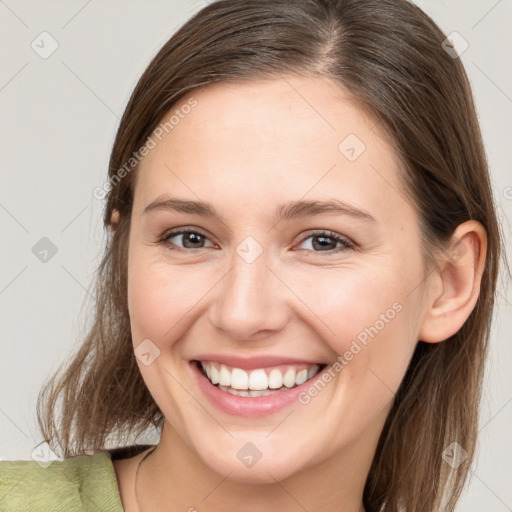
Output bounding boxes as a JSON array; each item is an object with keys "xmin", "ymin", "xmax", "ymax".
[
  {"xmin": 313, "ymin": 236, "xmax": 335, "ymax": 251},
  {"xmin": 184, "ymin": 233, "xmax": 204, "ymax": 248}
]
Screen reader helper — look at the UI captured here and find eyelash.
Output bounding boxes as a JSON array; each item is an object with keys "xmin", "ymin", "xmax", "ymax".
[{"xmin": 158, "ymin": 228, "xmax": 354, "ymax": 255}]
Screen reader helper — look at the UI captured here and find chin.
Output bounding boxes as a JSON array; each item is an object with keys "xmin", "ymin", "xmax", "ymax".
[{"xmin": 203, "ymin": 455, "xmax": 302, "ymax": 485}]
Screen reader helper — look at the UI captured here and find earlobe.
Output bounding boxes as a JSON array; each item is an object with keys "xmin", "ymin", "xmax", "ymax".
[
  {"xmin": 109, "ymin": 209, "xmax": 120, "ymax": 234},
  {"xmin": 418, "ymin": 220, "xmax": 487, "ymax": 343}
]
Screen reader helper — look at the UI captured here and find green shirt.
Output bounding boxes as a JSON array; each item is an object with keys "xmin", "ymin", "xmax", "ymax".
[{"xmin": 0, "ymin": 445, "xmax": 152, "ymax": 512}]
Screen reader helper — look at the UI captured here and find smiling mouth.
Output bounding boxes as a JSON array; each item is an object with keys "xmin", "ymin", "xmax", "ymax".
[{"xmin": 193, "ymin": 360, "xmax": 327, "ymax": 397}]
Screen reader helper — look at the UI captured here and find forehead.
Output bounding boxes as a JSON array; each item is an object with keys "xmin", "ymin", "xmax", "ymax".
[{"xmin": 134, "ymin": 75, "xmax": 413, "ymax": 225}]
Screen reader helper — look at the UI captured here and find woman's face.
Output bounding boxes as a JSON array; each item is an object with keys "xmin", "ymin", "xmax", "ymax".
[{"xmin": 126, "ymin": 75, "xmax": 430, "ymax": 483}]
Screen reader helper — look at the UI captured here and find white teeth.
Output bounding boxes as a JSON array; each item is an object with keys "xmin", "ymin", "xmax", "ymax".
[
  {"xmin": 210, "ymin": 365, "xmax": 220, "ymax": 385},
  {"xmin": 231, "ymin": 368, "xmax": 249, "ymax": 390},
  {"xmin": 282, "ymin": 368, "xmax": 296, "ymax": 388},
  {"xmin": 200, "ymin": 361, "xmax": 323, "ymax": 394},
  {"xmin": 307, "ymin": 364, "xmax": 319, "ymax": 380},
  {"xmin": 248, "ymin": 388, "xmax": 280, "ymax": 397},
  {"xmin": 295, "ymin": 369, "xmax": 308, "ymax": 385},
  {"xmin": 268, "ymin": 369, "xmax": 282, "ymax": 389},
  {"xmin": 219, "ymin": 365, "xmax": 231, "ymax": 386},
  {"xmin": 249, "ymin": 369, "xmax": 268, "ymax": 390},
  {"xmin": 218, "ymin": 385, "xmax": 281, "ymax": 397}
]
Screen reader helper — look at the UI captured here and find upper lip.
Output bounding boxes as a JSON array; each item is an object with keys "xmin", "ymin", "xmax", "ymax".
[{"xmin": 192, "ymin": 354, "xmax": 326, "ymax": 370}]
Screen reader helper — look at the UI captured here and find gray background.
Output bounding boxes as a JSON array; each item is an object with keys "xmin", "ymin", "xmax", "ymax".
[{"xmin": 1, "ymin": 1, "xmax": 511, "ymax": 510}]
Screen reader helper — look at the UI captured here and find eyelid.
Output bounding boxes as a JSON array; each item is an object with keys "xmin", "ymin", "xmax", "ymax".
[
  {"xmin": 160, "ymin": 227, "xmax": 216, "ymax": 248},
  {"xmin": 293, "ymin": 229, "xmax": 354, "ymax": 251}
]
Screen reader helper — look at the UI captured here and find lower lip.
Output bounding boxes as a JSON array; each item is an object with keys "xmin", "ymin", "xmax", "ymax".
[{"xmin": 190, "ymin": 361, "xmax": 325, "ymax": 418}]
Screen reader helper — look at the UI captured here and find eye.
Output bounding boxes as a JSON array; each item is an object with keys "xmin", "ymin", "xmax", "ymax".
[
  {"xmin": 160, "ymin": 228, "xmax": 216, "ymax": 251},
  {"xmin": 294, "ymin": 230, "xmax": 354, "ymax": 254},
  {"xmin": 159, "ymin": 228, "xmax": 354, "ymax": 254}
]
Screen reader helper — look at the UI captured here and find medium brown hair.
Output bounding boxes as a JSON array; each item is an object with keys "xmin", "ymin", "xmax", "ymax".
[{"xmin": 37, "ymin": 0, "xmax": 505, "ymax": 510}]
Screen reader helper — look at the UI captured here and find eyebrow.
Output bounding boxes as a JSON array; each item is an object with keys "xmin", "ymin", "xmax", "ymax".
[{"xmin": 142, "ymin": 196, "xmax": 376, "ymax": 223}]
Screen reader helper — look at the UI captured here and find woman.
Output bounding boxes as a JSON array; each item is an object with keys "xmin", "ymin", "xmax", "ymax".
[{"xmin": 0, "ymin": 0, "xmax": 504, "ymax": 511}]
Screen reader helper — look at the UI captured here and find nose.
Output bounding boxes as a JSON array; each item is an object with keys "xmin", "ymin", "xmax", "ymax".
[{"xmin": 209, "ymin": 244, "xmax": 290, "ymax": 341}]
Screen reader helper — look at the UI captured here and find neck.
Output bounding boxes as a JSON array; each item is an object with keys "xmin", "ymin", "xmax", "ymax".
[{"xmin": 137, "ymin": 418, "xmax": 384, "ymax": 512}]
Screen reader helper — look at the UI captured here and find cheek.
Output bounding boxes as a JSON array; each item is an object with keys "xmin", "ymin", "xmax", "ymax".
[
  {"xmin": 128, "ymin": 248, "xmax": 224, "ymax": 355},
  {"xmin": 282, "ymin": 264, "xmax": 418, "ymax": 391},
  {"xmin": 127, "ymin": 254, "xmax": 213, "ymax": 343},
  {"xmin": 291, "ymin": 269, "xmax": 418, "ymax": 434},
  {"xmin": 126, "ymin": 255, "xmax": 210, "ymax": 426},
  {"xmin": 280, "ymin": 264, "xmax": 405, "ymax": 344}
]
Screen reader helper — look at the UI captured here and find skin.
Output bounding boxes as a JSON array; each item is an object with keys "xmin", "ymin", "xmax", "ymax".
[{"xmin": 110, "ymin": 75, "xmax": 487, "ymax": 512}]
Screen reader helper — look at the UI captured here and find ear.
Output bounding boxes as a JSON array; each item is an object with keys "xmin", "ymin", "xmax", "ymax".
[
  {"xmin": 418, "ymin": 220, "xmax": 487, "ymax": 343},
  {"xmin": 108, "ymin": 209, "xmax": 120, "ymax": 234}
]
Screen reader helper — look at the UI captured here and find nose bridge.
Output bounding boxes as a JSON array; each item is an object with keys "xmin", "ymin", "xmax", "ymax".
[{"xmin": 211, "ymin": 236, "xmax": 287, "ymax": 339}]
